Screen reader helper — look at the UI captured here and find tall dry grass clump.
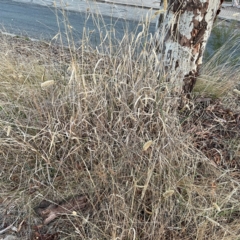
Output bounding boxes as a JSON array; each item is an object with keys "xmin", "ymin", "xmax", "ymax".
[
  {"xmin": 0, "ymin": 10, "xmax": 240, "ymax": 240},
  {"xmin": 195, "ymin": 23, "xmax": 240, "ymax": 101}
]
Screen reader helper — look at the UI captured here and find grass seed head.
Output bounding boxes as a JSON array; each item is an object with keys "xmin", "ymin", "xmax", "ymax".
[{"xmin": 41, "ymin": 80, "xmax": 55, "ymax": 89}]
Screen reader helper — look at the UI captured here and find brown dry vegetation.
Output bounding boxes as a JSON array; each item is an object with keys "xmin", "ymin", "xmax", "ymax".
[{"xmin": 0, "ymin": 18, "xmax": 240, "ymax": 240}]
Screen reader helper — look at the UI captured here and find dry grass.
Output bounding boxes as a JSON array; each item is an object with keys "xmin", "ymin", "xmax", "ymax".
[
  {"xmin": 194, "ymin": 31, "xmax": 240, "ymax": 101},
  {"xmin": 0, "ymin": 9, "xmax": 240, "ymax": 240}
]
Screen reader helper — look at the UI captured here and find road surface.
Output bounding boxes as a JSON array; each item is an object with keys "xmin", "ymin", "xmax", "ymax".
[{"xmin": 0, "ymin": 0, "xmax": 156, "ymax": 48}]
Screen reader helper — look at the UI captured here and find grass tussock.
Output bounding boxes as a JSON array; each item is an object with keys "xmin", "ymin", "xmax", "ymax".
[
  {"xmin": 0, "ymin": 13, "xmax": 240, "ymax": 240},
  {"xmin": 195, "ymin": 22, "xmax": 240, "ymax": 100}
]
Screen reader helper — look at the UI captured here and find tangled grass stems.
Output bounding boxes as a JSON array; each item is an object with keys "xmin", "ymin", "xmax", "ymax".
[{"xmin": 0, "ymin": 6, "xmax": 240, "ymax": 240}]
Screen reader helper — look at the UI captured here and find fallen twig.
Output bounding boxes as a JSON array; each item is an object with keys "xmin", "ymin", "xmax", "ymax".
[
  {"xmin": 0, "ymin": 218, "xmax": 19, "ymax": 235},
  {"xmin": 34, "ymin": 195, "xmax": 89, "ymax": 225}
]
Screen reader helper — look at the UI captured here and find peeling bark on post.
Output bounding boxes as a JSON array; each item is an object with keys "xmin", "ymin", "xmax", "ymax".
[{"xmin": 154, "ymin": 0, "xmax": 223, "ymax": 93}]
